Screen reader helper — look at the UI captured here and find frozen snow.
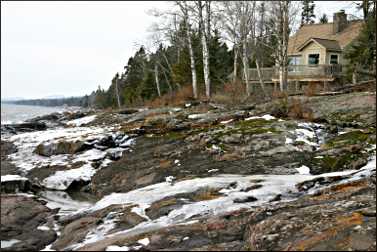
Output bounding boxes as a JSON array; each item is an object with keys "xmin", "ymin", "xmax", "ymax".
[
  {"xmin": 42, "ymin": 163, "xmax": 96, "ymax": 190},
  {"xmin": 208, "ymin": 169, "xmax": 219, "ymax": 173},
  {"xmin": 66, "ymin": 115, "xmax": 97, "ymax": 126},
  {"xmin": 137, "ymin": 237, "xmax": 150, "ymax": 246},
  {"xmin": 7, "ymin": 126, "xmax": 108, "ymax": 172},
  {"xmin": 295, "ymin": 165, "xmax": 311, "ymax": 175},
  {"xmin": 285, "ymin": 137, "xmax": 293, "ymax": 145},
  {"xmin": 37, "ymin": 225, "xmax": 51, "ymax": 231},
  {"xmin": 106, "ymin": 245, "xmax": 130, "ymax": 251},
  {"xmin": 5, "ymin": 126, "xmax": 134, "ymax": 190},
  {"xmin": 245, "ymin": 114, "xmax": 276, "ymax": 121},
  {"xmin": 1, "ymin": 175, "xmax": 28, "ymax": 182},
  {"xmin": 165, "ymin": 176, "xmax": 175, "ymax": 184},
  {"xmin": 1, "ymin": 239, "xmax": 20, "ymax": 248},
  {"xmin": 40, "ymin": 244, "xmax": 55, "ymax": 251},
  {"xmin": 220, "ymin": 119, "xmax": 234, "ymax": 124},
  {"xmin": 188, "ymin": 113, "xmax": 208, "ymax": 119},
  {"xmin": 39, "ymin": 190, "xmax": 94, "ymax": 216},
  {"xmin": 66, "ymin": 155, "xmax": 376, "ymax": 250}
]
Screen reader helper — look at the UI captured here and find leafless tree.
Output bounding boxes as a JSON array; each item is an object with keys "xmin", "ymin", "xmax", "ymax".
[
  {"xmin": 268, "ymin": 1, "xmax": 300, "ymax": 92},
  {"xmin": 196, "ymin": 0, "xmax": 212, "ymax": 99}
]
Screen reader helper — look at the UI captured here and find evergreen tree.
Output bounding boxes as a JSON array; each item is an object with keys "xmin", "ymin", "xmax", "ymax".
[
  {"xmin": 301, "ymin": 0, "xmax": 316, "ymax": 25},
  {"xmin": 319, "ymin": 14, "xmax": 328, "ymax": 24},
  {"xmin": 344, "ymin": 4, "xmax": 376, "ymax": 77}
]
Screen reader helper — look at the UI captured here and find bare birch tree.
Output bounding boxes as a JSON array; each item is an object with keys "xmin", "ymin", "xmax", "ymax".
[
  {"xmin": 268, "ymin": 1, "xmax": 300, "ymax": 92},
  {"xmin": 220, "ymin": 2, "xmax": 241, "ymax": 84},
  {"xmin": 176, "ymin": 1, "xmax": 199, "ymax": 99},
  {"xmin": 196, "ymin": 0, "xmax": 212, "ymax": 99}
]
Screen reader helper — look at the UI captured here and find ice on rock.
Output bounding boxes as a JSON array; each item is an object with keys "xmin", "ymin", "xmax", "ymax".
[
  {"xmin": 295, "ymin": 165, "xmax": 311, "ymax": 175},
  {"xmin": 66, "ymin": 115, "xmax": 97, "ymax": 126},
  {"xmin": 67, "ymin": 156, "xmax": 376, "ymax": 250},
  {"xmin": 137, "ymin": 238, "xmax": 150, "ymax": 246},
  {"xmin": 1, "ymin": 239, "xmax": 21, "ymax": 249},
  {"xmin": 245, "ymin": 114, "xmax": 276, "ymax": 121},
  {"xmin": 106, "ymin": 245, "xmax": 130, "ymax": 251},
  {"xmin": 1, "ymin": 175, "xmax": 28, "ymax": 182},
  {"xmin": 165, "ymin": 176, "xmax": 175, "ymax": 184},
  {"xmin": 42, "ymin": 163, "xmax": 96, "ymax": 190},
  {"xmin": 285, "ymin": 137, "xmax": 293, "ymax": 145}
]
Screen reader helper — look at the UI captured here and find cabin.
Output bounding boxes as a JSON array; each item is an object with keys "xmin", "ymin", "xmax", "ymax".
[{"xmin": 248, "ymin": 10, "xmax": 363, "ymax": 92}]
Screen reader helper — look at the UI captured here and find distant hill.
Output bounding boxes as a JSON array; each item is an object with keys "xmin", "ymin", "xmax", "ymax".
[{"xmin": 5, "ymin": 96, "xmax": 90, "ymax": 107}]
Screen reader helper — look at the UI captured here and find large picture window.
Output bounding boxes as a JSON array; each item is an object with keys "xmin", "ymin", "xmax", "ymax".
[
  {"xmin": 308, "ymin": 54, "xmax": 320, "ymax": 65},
  {"xmin": 330, "ymin": 54, "xmax": 338, "ymax": 64},
  {"xmin": 289, "ymin": 56, "xmax": 301, "ymax": 65}
]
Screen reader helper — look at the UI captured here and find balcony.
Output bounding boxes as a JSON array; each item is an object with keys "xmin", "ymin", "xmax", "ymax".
[{"xmin": 247, "ymin": 64, "xmax": 343, "ymax": 82}]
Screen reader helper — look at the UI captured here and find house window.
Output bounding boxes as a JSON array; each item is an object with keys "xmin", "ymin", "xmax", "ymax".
[
  {"xmin": 289, "ymin": 56, "xmax": 301, "ymax": 65},
  {"xmin": 330, "ymin": 54, "xmax": 338, "ymax": 64},
  {"xmin": 308, "ymin": 54, "xmax": 320, "ymax": 65}
]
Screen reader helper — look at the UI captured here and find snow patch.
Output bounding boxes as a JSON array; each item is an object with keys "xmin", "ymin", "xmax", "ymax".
[
  {"xmin": 220, "ymin": 119, "xmax": 234, "ymax": 124},
  {"xmin": 137, "ymin": 237, "xmax": 150, "ymax": 246},
  {"xmin": 66, "ymin": 115, "xmax": 97, "ymax": 126},
  {"xmin": 37, "ymin": 225, "xmax": 51, "ymax": 231},
  {"xmin": 1, "ymin": 174, "xmax": 28, "ymax": 182},
  {"xmin": 42, "ymin": 163, "xmax": 96, "ymax": 190},
  {"xmin": 245, "ymin": 114, "xmax": 275, "ymax": 121},
  {"xmin": 1, "ymin": 239, "xmax": 20, "ymax": 249},
  {"xmin": 106, "ymin": 245, "xmax": 130, "ymax": 251},
  {"xmin": 295, "ymin": 165, "xmax": 311, "ymax": 175}
]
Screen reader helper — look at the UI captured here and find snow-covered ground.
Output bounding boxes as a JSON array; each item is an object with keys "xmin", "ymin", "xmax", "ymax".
[
  {"xmin": 67, "ymin": 155, "xmax": 376, "ymax": 250},
  {"xmin": 66, "ymin": 115, "xmax": 97, "ymax": 127},
  {"xmin": 4, "ymin": 125, "xmax": 134, "ymax": 190},
  {"xmin": 1, "ymin": 175, "xmax": 28, "ymax": 182}
]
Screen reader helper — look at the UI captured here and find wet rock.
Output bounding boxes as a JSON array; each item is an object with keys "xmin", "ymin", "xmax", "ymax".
[
  {"xmin": 243, "ymin": 177, "xmax": 376, "ymax": 251},
  {"xmin": 1, "ymin": 176, "xmax": 32, "ymax": 194},
  {"xmin": 233, "ymin": 196, "xmax": 258, "ymax": 203},
  {"xmin": 221, "ymin": 133, "xmax": 243, "ymax": 144},
  {"xmin": 0, "ymin": 195, "xmax": 57, "ymax": 251},
  {"xmin": 0, "ymin": 141, "xmax": 19, "ymax": 176},
  {"xmin": 34, "ymin": 140, "xmax": 86, "ymax": 157},
  {"xmin": 52, "ymin": 204, "xmax": 147, "ymax": 250},
  {"xmin": 1, "ymin": 122, "xmax": 46, "ymax": 135},
  {"xmin": 117, "ymin": 108, "xmax": 139, "ymax": 115}
]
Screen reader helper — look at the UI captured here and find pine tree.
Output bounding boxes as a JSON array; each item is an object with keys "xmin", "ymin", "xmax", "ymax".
[
  {"xmin": 319, "ymin": 14, "xmax": 328, "ymax": 24},
  {"xmin": 301, "ymin": 0, "xmax": 316, "ymax": 26}
]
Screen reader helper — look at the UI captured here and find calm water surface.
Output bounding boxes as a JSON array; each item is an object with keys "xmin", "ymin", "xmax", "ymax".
[{"xmin": 1, "ymin": 103, "xmax": 69, "ymax": 124}]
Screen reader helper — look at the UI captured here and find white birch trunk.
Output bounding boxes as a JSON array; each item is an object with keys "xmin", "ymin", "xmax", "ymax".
[
  {"xmin": 115, "ymin": 78, "xmax": 121, "ymax": 108},
  {"xmin": 242, "ymin": 38, "xmax": 251, "ymax": 96},
  {"xmin": 154, "ymin": 64, "xmax": 161, "ymax": 97},
  {"xmin": 233, "ymin": 46, "xmax": 239, "ymax": 84},
  {"xmin": 255, "ymin": 58, "xmax": 266, "ymax": 94},
  {"xmin": 185, "ymin": 20, "xmax": 198, "ymax": 99},
  {"xmin": 198, "ymin": 0, "xmax": 211, "ymax": 99}
]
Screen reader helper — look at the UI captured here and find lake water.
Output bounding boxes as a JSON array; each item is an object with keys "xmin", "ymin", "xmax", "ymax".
[{"xmin": 1, "ymin": 103, "xmax": 69, "ymax": 124}]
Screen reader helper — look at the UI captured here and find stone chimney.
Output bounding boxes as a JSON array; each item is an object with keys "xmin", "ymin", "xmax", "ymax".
[{"xmin": 333, "ymin": 10, "xmax": 347, "ymax": 34}]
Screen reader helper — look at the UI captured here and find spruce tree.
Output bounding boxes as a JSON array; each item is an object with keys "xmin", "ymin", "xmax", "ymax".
[
  {"xmin": 319, "ymin": 14, "xmax": 328, "ymax": 24},
  {"xmin": 301, "ymin": 0, "xmax": 316, "ymax": 26}
]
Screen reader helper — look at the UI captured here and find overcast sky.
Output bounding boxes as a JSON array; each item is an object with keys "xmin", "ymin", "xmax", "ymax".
[{"xmin": 1, "ymin": 1, "xmax": 362, "ymax": 99}]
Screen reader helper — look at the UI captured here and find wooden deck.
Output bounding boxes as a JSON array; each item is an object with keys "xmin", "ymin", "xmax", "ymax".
[{"xmin": 247, "ymin": 64, "xmax": 343, "ymax": 82}]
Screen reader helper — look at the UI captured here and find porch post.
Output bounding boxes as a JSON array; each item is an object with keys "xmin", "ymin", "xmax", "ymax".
[
  {"xmin": 323, "ymin": 81, "xmax": 328, "ymax": 91},
  {"xmin": 295, "ymin": 81, "xmax": 299, "ymax": 92}
]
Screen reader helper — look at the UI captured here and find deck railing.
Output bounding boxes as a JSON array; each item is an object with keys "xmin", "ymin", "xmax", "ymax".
[{"xmin": 247, "ymin": 64, "xmax": 343, "ymax": 81}]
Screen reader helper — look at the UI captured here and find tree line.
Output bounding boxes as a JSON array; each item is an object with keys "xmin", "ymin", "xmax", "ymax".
[{"xmin": 14, "ymin": 1, "xmax": 374, "ymax": 109}]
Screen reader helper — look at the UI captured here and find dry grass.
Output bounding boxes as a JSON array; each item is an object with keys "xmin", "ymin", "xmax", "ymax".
[
  {"xmin": 145, "ymin": 85, "xmax": 195, "ymax": 108},
  {"xmin": 287, "ymin": 97, "xmax": 314, "ymax": 121}
]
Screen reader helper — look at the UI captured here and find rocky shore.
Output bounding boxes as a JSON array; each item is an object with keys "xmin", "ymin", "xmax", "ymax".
[{"xmin": 1, "ymin": 91, "xmax": 376, "ymax": 251}]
